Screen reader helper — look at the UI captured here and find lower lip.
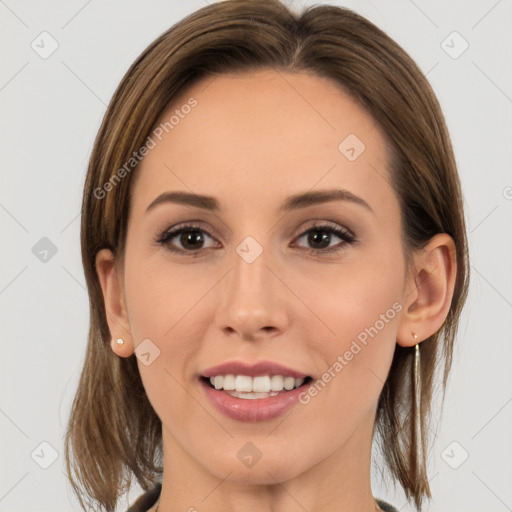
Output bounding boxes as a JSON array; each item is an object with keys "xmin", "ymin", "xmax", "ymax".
[{"xmin": 199, "ymin": 377, "xmax": 309, "ymax": 422}]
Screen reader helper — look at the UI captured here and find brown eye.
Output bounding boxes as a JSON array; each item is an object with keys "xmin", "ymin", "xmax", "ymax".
[
  {"xmin": 176, "ymin": 229, "xmax": 206, "ymax": 250},
  {"xmin": 156, "ymin": 224, "xmax": 217, "ymax": 255},
  {"xmin": 294, "ymin": 223, "xmax": 356, "ymax": 254}
]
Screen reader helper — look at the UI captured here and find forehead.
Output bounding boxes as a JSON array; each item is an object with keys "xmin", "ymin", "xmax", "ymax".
[{"xmin": 131, "ymin": 69, "xmax": 394, "ymax": 217}]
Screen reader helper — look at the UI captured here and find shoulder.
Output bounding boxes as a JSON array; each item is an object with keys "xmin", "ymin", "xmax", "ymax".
[
  {"xmin": 375, "ymin": 498, "xmax": 400, "ymax": 512},
  {"xmin": 126, "ymin": 483, "xmax": 162, "ymax": 512}
]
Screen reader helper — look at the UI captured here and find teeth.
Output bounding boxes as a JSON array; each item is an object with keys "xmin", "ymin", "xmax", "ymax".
[
  {"xmin": 270, "ymin": 375, "xmax": 283, "ymax": 391},
  {"xmin": 284, "ymin": 376, "xmax": 295, "ymax": 390},
  {"xmin": 222, "ymin": 374, "xmax": 236, "ymax": 390},
  {"xmin": 208, "ymin": 374, "xmax": 305, "ymax": 393},
  {"xmin": 225, "ymin": 390, "xmax": 281, "ymax": 399},
  {"xmin": 235, "ymin": 375, "xmax": 253, "ymax": 392}
]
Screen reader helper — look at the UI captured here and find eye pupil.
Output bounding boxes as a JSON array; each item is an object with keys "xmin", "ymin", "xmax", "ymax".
[
  {"xmin": 182, "ymin": 230, "xmax": 204, "ymax": 250},
  {"xmin": 308, "ymin": 230, "xmax": 330, "ymax": 249}
]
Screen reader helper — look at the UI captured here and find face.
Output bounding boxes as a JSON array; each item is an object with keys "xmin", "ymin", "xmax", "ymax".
[{"xmin": 112, "ymin": 69, "xmax": 411, "ymax": 484}]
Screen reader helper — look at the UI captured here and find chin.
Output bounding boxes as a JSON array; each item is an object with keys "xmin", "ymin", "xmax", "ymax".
[{"xmin": 198, "ymin": 442, "xmax": 306, "ymax": 484}]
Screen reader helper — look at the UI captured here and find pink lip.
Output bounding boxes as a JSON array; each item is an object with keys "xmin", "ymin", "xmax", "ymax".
[
  {"xmin": 198, "ymin": 377, "xmax": 310, "ymax": 422},
  {"xmin": 201, "ymin": 360, "xmax": 309, "ymax": 379}
]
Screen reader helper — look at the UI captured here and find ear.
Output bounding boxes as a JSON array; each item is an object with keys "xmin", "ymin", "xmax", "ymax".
[
  {"xmin": 397, "ymin": 233, "xmax": 457, "ymax": 347},
  {"xmin": 95, "ymin": 248, "xmax": 134, "ymax": 357}
]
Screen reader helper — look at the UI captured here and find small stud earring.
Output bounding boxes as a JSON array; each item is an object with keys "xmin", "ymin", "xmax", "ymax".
[
  {"xmin": 412, "ymin": 332, "xmax": 418, "ymax": 341},
  {"xmin": 116, "ymin": 338, "xmax": 125, "ymax": 345}
]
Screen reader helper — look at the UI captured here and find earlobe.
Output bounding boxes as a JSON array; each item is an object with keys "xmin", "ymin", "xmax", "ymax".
[
  {"xmin": 95, "ymin": 248, "xmax": 134, "ymax": 357},
  {"xmin": 396, "ymin": 233, "xmax": 457, "ymax": 347},
  {"xmin": 110, "ymin": 336, "xmax": 132, "ymax": 357}
]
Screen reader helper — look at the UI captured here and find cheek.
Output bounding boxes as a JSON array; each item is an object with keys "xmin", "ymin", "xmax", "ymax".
[
  {"xmin": 300, "ymin": 257, "xmax": 402, "ymax": 407},
  {"xmin": 301, "ymin": 255, "xmax": 402, "ymax": 341},
  {"xmin": 122, "ymin": 254, "xmax": 206, "ymax": 407},
  {"xmin": 123, "ymin": 251, "xmax": 208, "ymax": 342}
]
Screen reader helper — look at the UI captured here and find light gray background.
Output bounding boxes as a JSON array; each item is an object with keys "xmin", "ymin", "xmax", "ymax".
[{"xmin": 1, "ymin": 0, "xmax": 511, "ymax": 511}]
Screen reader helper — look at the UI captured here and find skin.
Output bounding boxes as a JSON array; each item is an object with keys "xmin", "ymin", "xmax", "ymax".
[{"xmin": 96, "ymin": 69, "xmax": 457, "ymax": 512}]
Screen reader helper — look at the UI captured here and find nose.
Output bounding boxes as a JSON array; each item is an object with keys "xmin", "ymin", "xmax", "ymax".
[{"xmin": 214, "ymin": 242, "xmax": 288, "ymax": 341}]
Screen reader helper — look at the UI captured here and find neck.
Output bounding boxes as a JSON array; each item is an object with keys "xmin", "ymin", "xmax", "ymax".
[{"xmin": 155, "ymin": 411, "xmax": 381, "ymax": 512}]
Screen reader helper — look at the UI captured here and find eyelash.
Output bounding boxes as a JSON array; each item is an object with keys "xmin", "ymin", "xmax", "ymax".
[{"xmin": 155, "ymin": 222, "xmax": 357, "ymax": 257}]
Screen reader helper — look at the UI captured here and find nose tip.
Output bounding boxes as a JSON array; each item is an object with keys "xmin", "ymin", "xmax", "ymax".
[{"xmin": 214, "ymin": 250, "xmax": 287, "ymax": 341}]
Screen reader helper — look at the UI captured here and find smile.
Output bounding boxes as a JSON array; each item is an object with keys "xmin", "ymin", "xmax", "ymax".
[{"xmin": 199, "ymin": 375, "xmax": 313, "ymax": 422}]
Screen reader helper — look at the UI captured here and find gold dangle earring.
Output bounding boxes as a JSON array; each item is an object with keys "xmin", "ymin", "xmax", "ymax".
[{"xmin": 413, "ymin": 332, "xmax": 425, "ymax": 487}]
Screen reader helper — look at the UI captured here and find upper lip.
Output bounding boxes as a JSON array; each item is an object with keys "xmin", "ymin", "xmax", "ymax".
[{"xmin": 201, "ymin": 360, "xmax": 310, "ymax": 379}]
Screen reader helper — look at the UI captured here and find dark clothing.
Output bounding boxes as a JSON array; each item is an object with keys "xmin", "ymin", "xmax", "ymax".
[{"xmin": 126, "ymin": 483, "xmax": 161, "ymax": 512}]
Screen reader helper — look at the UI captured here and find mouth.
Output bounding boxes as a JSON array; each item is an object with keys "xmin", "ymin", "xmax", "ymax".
[
  {"xmin": 198, "ymin": 360, "xmax": 315, "ymax": 421},
  {"xmin": 198, "ymin": 373, "xmax": 314, "ymax": 422}
]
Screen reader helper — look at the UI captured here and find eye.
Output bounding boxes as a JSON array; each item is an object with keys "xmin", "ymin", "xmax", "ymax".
[
  {"xmin": 155, "ymin": 223, "xmax": 218, "ymax": 256},
  {"xmin": 293, "ymin": 222, "xmax": 356, "ymax": 254},
  {"xmin": 155, "ymin": 221, "xmax": 357, "ymax": 256}
]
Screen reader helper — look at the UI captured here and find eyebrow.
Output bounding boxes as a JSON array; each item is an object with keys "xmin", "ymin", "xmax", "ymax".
[{"xmin": 145, "ymin": 189, "xmax": 374, "ymax": 215}]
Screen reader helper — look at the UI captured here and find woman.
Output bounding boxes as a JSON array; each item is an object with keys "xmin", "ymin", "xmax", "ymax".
[{"xmin": 64, "ymin": 1, "xmax": 469, "ymax": 511}]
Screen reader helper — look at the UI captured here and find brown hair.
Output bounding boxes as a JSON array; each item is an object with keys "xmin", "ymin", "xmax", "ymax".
[{"xmin": 64, "ymin": 1, "xmax": 470, "ymax": 510}]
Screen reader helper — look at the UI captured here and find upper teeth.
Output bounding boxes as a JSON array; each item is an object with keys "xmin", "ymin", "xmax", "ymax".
[{"xmin": 209, "ymin": 375, "xmax": 305, "ymax": 392}]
